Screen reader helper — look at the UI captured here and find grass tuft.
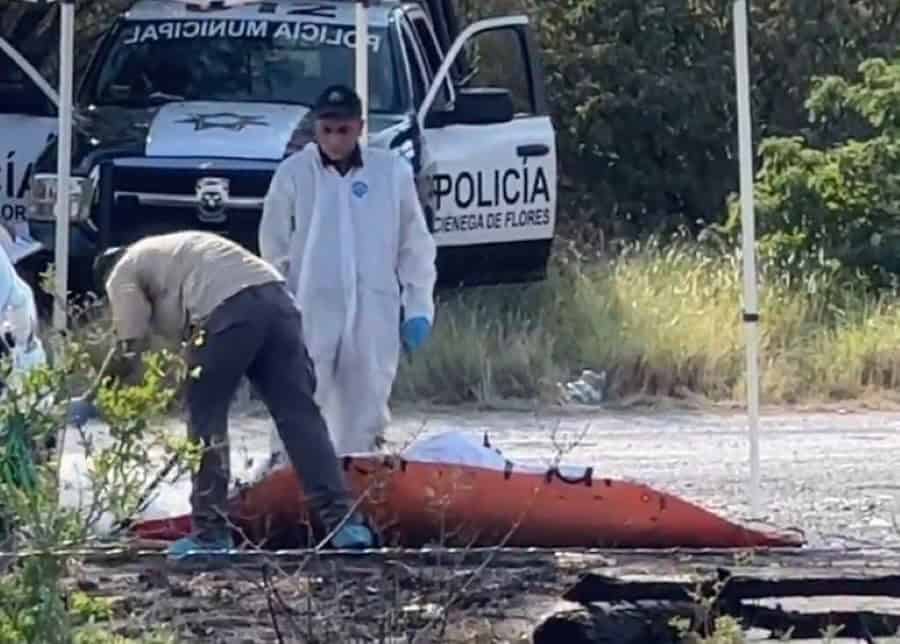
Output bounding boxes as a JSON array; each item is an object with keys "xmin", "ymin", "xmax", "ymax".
[{"xmin": 395, "ymin": 240, "xmax": 900, "ymax": 407}]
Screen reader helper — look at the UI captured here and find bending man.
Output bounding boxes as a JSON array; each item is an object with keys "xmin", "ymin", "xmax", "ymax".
[
  {"xmin": 93, "ymin": 231, "xmax": 375, "ymax": 557},
  {"xmin": 260, "ymin": 84, "xmax": 437, "ymax": 457}
]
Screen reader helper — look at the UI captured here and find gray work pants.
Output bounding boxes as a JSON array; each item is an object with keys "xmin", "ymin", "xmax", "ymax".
[{"xmin": 184, "ymin": 281, "xmax": 356, "ymax": 541}]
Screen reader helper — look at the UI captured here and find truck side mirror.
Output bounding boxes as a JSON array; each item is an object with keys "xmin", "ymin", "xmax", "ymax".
[
  {"xmin": 452, "ymin": 87, "xmax": 514, "ymax": 125},
  {"xmin": 425, "ymin": 87, "xmax": 514, "ymax": 128}
]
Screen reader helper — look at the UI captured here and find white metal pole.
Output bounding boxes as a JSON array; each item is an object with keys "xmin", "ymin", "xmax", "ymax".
[
  {"xmin": 733, "ymin": 0, "xmax": 761, "ymax": 517},
  {"xmin": 354, "ymin": 0, "xmax": 369, "ymax": 143},
  {"xmin": 53, "ymin": 0, "xmax": 75, "ymax": 334}
]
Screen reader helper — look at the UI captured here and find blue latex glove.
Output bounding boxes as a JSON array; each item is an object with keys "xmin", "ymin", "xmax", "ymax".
[
  {"xmin": 66, "ymin": 396, "xmax": 99, "ymax": 428},
  {"xmin": 400, "ymin": 316, "xmax": 431, "ymax": 353}
]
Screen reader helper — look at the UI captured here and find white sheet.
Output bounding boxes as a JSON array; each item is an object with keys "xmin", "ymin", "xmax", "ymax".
[
  {"xmin": 58, "ymin": 429, "xmax": 598, "ymax": 535},
  {"xmin": 401, "ymin": 430, "xmax": 594, "ymax": 479}
]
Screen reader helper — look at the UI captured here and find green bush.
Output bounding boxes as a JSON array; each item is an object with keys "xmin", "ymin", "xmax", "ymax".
[
  {"xmin": 0, "ymin": 330, "xmax": 196, "ymax": 644},
  {"xmin": 527, "ymin": 0, "xmax": 899, "ymax": 239},
  {"xmin": 721, "ymin": 57, "xmax": 900, "ymax": 285}
]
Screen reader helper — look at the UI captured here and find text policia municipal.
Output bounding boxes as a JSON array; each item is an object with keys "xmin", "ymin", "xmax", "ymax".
[
  {"xmin": 123, "ymin": 19, "xmax": 382, "ymax": 52},
  {"xmin": 431, "ymin": 165, "xmax": 552, "ymax": 234}
]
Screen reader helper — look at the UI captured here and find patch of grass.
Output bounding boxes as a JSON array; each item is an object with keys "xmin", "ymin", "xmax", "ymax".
[
  {"xmin": 69, "ymin": 591, "xmax": 116, "ymax": 626},
  {"xmin": 395, "ymin": 239, "xmax": 900, "ymax": 407}
]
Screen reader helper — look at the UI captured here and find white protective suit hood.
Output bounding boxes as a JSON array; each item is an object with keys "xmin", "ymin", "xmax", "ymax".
[{"xmin": 259, "ymin": 142, "xmax": 437, "ymax": 455}]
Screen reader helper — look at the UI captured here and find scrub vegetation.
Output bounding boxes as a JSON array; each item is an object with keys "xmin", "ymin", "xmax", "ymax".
[
  {"xmin": 394, "ymin": 45, "xmax": 900, "ymax": 408},
  {"xmin": 394, "ymin": 231, "xmax": 900, "ymax": 408},
  {"xmin": 0, "ymin": 320, "xmax": 196, "ymax": 644}
]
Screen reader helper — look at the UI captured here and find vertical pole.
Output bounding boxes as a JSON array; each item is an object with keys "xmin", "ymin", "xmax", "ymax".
[
  {"xmin": 54, "ymin": 0, "xmax": 75, "ymax": 335},
  {"xmin": 355, "ymin": 0, "xmax": 369, "ymax": 144},
  {"xmin": 733, "ymin": 0, "xmax": 761, "ymax": 517}
]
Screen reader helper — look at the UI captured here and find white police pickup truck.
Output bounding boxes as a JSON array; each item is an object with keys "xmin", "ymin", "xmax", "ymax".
[{"xmin": 10, "ymin": 0, "xmax": 558, "ymax": 293}]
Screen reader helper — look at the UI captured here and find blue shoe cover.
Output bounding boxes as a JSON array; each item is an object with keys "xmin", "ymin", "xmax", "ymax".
[
  {"xmin": 167, "ymin": 533, "xmax": 234, "ymax": 560},
  {"xmin": 331, "ymin": 523, "xmax": 375, "ymax": 549}
]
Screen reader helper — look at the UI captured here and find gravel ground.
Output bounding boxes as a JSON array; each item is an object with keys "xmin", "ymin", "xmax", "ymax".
[
  {"xmin": 375, "ymin": 405, "xmax": 900, "ymax": 550},
  {"xmin": 56, "ymin": 403, "xmax": 900, "ymax": 642}
]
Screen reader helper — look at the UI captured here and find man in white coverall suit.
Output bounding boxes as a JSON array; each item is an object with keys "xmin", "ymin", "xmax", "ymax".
[{"xmin": 260, "ymin": 84, "xmax": 437, "ymax": 458}]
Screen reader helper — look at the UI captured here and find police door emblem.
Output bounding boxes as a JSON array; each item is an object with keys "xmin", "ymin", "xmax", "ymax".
[
  {"xmin": 352, "ymin": 181, "xmax": 368, "ymax": 198},
  {"xmin": 195, "ymin": 177, "xmax": 229, "ymax": 223}
]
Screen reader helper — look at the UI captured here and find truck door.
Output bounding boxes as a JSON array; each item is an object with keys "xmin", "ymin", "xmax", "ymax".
[
  {"xmin": 0, "ymin": 39, "xmax": 57, "ymax": 261},
  {"xmin": 409, "ymin": 14, "xmax": 558, "ymax": 287}
]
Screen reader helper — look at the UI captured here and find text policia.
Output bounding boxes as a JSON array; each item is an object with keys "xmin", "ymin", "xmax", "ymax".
[
  {"xmin": 2, "ymin": 151, "xmax": 31, "ymax": 224},
  {"xmin": 122, "ymin": 18, "xmax": 382, "ymax": 52},
  {"xmin": 2, "ymin": 133, "xmax": 53, "ymax": 227},
  {"xmin": 430, "ymin": 164, "xmax": 552, "ymax": 234}
]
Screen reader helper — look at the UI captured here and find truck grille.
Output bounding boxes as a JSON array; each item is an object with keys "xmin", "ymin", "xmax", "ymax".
[
  {"xmin": 112, "ymin": 165, "xmax": 274, "ymax": 197},
  {"xmin": 102, "ymin": 162, "xmax": 276, "ymax": 254}
]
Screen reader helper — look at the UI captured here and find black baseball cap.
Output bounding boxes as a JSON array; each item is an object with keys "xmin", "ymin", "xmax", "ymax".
[{"xmin": 313, "ymin": 84, "xmax": 363, "ymax": 119}]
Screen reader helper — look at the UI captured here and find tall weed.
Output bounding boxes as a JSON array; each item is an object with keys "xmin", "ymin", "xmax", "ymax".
[{"xmin": 394, "ymin": 241, "xmax": 900, "ymax": 406}]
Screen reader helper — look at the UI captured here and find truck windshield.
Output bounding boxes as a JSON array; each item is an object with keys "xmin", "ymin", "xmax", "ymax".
[{"xmin": 88, "ymin": 19, "xmax": 402, "ymax": 112}]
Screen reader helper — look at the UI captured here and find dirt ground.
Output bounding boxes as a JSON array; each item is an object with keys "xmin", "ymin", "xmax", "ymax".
[
  {"xmin": 74, "ymin": 553, "xmax": 572, "ymax": 643},
  {"xmin": 70, "ymin": 546, "xmax": 900, "ymax": 643},
  {"xmin": 56, "ymin": 403, "xmax": 900, "ymax": 642}
]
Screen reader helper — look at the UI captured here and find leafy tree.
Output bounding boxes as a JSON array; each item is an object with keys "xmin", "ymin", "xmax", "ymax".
[
  {"xmin": 0, "ymin": 0, "xmax": 131, "ymax": 80},
  {"xmin": 528, "ymin": 0, "xmax": 899, "ymax": 240},
  {"xmin": 721, "ymin": 57, "xmax": 900, "ymax": 285}
]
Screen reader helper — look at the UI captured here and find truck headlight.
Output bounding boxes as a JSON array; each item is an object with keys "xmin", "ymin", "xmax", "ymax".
[{"xmin": 26, "ymin": 174, "xmax": 94, "ymax": 223}]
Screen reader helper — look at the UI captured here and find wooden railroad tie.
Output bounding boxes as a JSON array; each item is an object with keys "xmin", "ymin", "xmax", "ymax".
[{"xmin": 557, "ymin": 565, "xmax": 900, "ymax": 642}]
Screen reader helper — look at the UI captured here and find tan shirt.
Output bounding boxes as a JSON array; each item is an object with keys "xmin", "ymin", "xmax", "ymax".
[{"xmin": 106, "ymin": 231, "xmax": 283, "ymax": 342}]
